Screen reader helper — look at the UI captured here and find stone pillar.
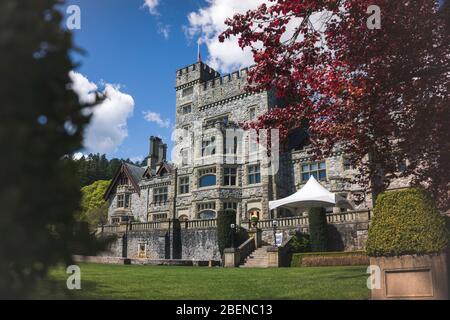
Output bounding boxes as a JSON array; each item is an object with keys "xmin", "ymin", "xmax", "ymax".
[
  {"xmin": 170, "ymin": 219, "xmax": 182, "ymax": 259},
  {"xmin": 247, "ymin": 228, "xmax": 262, "ymax": 248},
  {"xmin": 224, "ymin": 248, "xmax": 240, "ymax": 267},
  {"xmin": 267, "ymin": 246, "xmax": 279, "ymax": 268}
]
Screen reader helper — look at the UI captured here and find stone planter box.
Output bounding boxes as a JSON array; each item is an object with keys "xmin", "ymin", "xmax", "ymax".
[{"xmin": 370, "ymin": 254, "xmax": 448, "ymax": 300}]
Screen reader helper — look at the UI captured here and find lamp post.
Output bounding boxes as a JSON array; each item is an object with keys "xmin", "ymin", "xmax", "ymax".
[
  {"xmin": 272, "ymin": 220, "xmax": 278, "ymax": 246},
  {"xmin": 230, "ymin": 223, "xmax": 236, "ymax": 248}
]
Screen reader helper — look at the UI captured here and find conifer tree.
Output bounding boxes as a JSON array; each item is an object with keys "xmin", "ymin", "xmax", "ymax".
[{"xmin": 0, "ymin": 0, "xmax": 98, "ymax": 298}]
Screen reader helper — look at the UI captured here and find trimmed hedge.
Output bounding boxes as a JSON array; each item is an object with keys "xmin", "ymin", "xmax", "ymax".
[
  {"xmin": 366, "ymin": 188, "xmax": 449, "ymax": 257},
  {"xmin": 291, "ymin": 251, "xmax": 369, "ymax": 267},
  {"xmin": 308, "ymin": 207, "xmax": 328, "ymax": 252},
  {"xmin": 217, "ymin": 209, "xmax": 237, "ymax": 256},
  {"xmin": 289, "ymin": 233, "xmax": 311, "ymax": 253}
]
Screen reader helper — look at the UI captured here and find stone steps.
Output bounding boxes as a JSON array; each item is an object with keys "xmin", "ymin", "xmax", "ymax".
[{"xmin": 239, "ymin": 246, "xmax": 271, "ymax": 268}]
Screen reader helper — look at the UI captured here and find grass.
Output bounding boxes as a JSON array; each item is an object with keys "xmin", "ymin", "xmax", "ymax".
[{"xmin": 36, "ymin": 263, "xmax": 370, "ymax": 300}]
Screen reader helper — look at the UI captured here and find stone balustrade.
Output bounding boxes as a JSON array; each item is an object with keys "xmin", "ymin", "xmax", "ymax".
[
  {"xmin": 99, "ymin": 209, "xmax": 371, "ymax": 234},
  {"xmin": 183, "ymin": 218, "xmax": 217, "ymax": 229},
  {"xmin": 129, "ymin": 220, "xmax": 170, "ymax": 231}
]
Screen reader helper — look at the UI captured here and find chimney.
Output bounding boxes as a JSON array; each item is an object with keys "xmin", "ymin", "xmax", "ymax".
[
  {"xmin": 147, "ymin": 136, "xmax": 162, "ymax": 170},
  {"xmin": 159, "ymin": 143, "xmax": 167, "ymax": 163}
]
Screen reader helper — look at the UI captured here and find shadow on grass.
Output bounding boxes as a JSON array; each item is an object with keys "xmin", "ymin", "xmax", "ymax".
[{"xmin": 32, "ymin": 278, "xmax": 99, "ymax": 300}]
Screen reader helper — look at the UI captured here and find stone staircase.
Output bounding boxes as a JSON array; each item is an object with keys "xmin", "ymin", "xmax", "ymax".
[{"xmin": 239, "ymin": 246, "xmax": 272, "ymax": 268}]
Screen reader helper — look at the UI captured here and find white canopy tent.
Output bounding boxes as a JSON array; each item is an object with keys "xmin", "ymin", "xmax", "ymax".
[{"xmin": 269, "ymin": 175, "xmax": 354, "ymax": 211}]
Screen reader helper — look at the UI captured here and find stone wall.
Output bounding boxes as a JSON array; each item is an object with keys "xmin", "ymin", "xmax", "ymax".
[
  {"xmin": 99, "ymin": 226, "xmax": 220, "ymax": 261},
  {"xmin": 180, "ymin": 228, "xmax": 220, "ymax": 260},
  {"xmin": 260, "ymin": 218, "xmax": 369, "ymax": 252}
]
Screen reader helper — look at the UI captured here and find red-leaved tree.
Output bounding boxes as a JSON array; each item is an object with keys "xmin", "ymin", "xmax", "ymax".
[{"xmin": 220, "ymin": 0, "xmax": 449, "ymax": 209}]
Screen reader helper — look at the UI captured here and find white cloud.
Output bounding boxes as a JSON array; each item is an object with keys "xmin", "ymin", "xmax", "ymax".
[
  {"xmin": 158, "ymin": 23, "xmax": 171, "ymax": 39},
  {"xmin": 143, "ymin": 0, "xmax": 160, "ymax": 16},
  {"xmin": 69, "ymin": 71, "xmax": 97, "ymax": 104},
  {"xmin": 186, "ymin": 0, "xmax": 268, "ymax": 73},
  {"xmin": 143, "ymin": 111, "xmax": 170, "ymax": 128},
  {"xmin": 69, "ymin": 72, "xmax": 135, "ymax": 154},
  {"xmin": 130, "ymin": 156, "xmax": 145, "ymax": 164},
  {"xmin": 73, "ymin": 152, "xmax": 85, "ymax": 160},
  {"xmin": 186, "ymin": 0, "xmax": 330, "ymax": 73}
]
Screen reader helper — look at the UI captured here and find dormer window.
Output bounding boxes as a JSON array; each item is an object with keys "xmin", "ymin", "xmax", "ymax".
[
  {"xmin": 159, "ymin": 167, "xmax": 168, "ymax": 176},
  {"xmin": 119, "ymin": 177, "xmax": 129, "ymax": 185}
]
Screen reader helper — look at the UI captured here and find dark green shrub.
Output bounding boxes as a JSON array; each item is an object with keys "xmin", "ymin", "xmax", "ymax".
[
  {"xmin": 366, "ymin": 188, "xmax": 449, "ymax": 257},
  {"xmin": 291, "ymin": 251, "xmax": 369, "ymax": 267},
  {"xmin": 217, "ymin": 209, "xmax": 237, "ymax": 256},
  {"xmin": 289, "ymin": 233, "xmax": 311, "ymax": 253},
  {"xmin": 308, "ymin": 207, "xmax": 328, "ymax": 252}
]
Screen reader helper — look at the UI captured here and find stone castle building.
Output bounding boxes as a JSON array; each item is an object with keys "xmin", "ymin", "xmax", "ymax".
[
  {"xmin": 104, "ymin": 61, "xmax": 381, "ymax": 226},
  {"xmin": 100, "ymin": 61, "xmax": 410, "ymax": 262}
]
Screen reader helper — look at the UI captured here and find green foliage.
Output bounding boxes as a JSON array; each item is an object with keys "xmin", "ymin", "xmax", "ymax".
[
  {"xmin": 289, "ymin": 233, "xmax": 311, "ymax": 253},
  {"xmin": 291, "ymin": 251, "xmax": 369, "ymax": 267},
  {"xmin": 78, "ymin": 180, "xmax": 110, "ymax": 228},
  {"xmin": 217, "ymin": 209, "xmax": 237, "ymax": 256},
  {"xmin": 64, "ymin": 154, "xmax": 141, "ymax": 187},
  {"xmin": 85, "ymin": 204, "xmax": 108, "ymax": 228},
  {"xmin": 81, "ymin": 180, "xmax": 110, "ymax": 212},
  {"xmin": 366, "ymin": 188, "xmax": 449, "ymax": 257},
  {"xmin": 0, "ymin": 1, "xmax": 105, "ymax": 298},
  {"xmin": 308, "ymin": 207, "xmax": 328, "ymax": 252}
]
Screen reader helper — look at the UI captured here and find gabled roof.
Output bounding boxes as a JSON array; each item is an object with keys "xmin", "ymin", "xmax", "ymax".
[
  {"xmin": 125, "ymin": 162, "xmax": 146, "ymax": 184},
  {"xmin": 142, "ymin": 166, "xmax": 155, "ymax": 179},
  {"xmin": 155, "ymin": 161, "xmax": 174, "ymax": 176},
  {"xmin": 103, "ymin": 162, "xmax": 146, "ymax": 200},
  {"xmin": 143, "ymin": 161, "xmax": 174, "ymax": 179}
]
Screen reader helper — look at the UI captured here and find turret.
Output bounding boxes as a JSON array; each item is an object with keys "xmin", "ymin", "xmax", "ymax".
[{"xmin": 175, "ymin": 62, "xmax": 220, "ymax": 89}]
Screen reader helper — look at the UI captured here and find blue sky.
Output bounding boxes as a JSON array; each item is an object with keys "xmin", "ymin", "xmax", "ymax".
[
  {"xmin": 65, "ymin": 0, "xmax": 262, "ymax": 162},
  {"xmin": 66, "ymin": 0, "xmax": 208, "ymax": 162},
  {"xmin": 66, "ymin": 0, "xmax": 445, "ymax": 162}
]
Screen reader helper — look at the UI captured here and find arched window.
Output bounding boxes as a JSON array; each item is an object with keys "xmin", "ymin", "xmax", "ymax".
[
  {"xmin": 199, "ymin": 174, "xmax": 216, "ymax": 187},
  {"xmin": 178, "ymin": 215, "xmax": 189, "ymax": 221},
  {"xmin": 199, "ymin": 210, "xmax": 216, "ymax": 220}
]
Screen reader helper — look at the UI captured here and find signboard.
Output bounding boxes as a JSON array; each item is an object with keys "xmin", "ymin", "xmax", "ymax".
[{"xmin": 275, "ymin": 232, "xmax": 283, "ymax": 247}]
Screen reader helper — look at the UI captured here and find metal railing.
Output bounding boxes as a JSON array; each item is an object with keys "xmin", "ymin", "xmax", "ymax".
[{"xmin": 237, "ymin": 237, "xmax": 256, "ymax": 265}]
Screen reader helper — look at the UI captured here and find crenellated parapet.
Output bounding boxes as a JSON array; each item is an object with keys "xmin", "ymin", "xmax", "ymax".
[{"xmin": 175, "ymin": 62, "xmax": 220, "ymax": 89}]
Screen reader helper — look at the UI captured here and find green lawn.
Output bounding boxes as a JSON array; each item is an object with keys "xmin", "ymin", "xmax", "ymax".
[{"xmin": 36, "ymin": 263, "xmax": 370, "ymax": 300}]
